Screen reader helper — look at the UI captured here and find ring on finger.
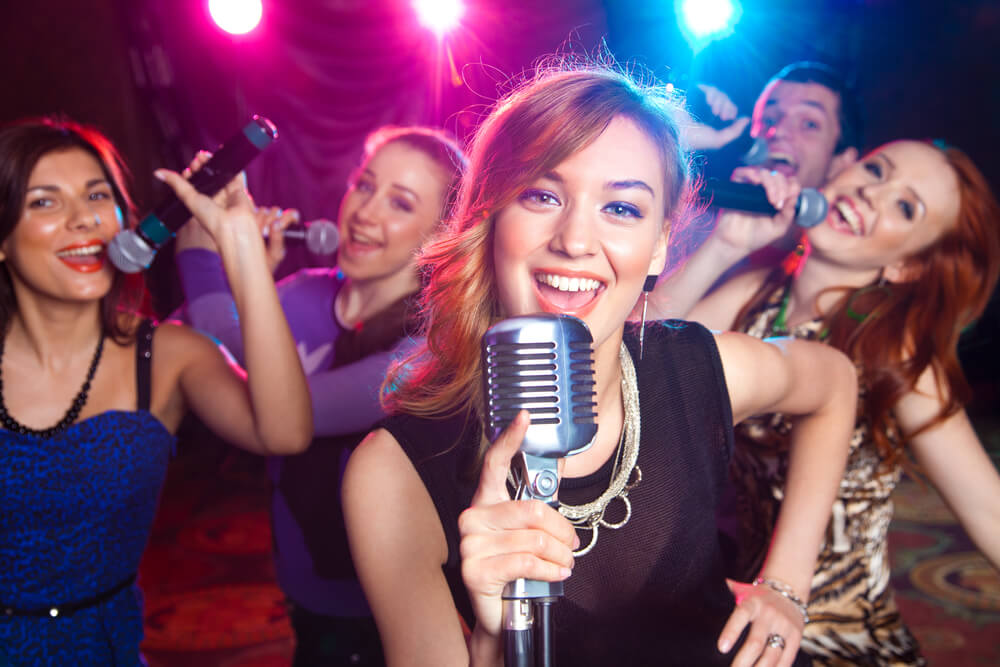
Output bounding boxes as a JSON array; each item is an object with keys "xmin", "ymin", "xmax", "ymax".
[{"xmin": 766, "ymin": 633, "xmax": 786, "ymax": 650}]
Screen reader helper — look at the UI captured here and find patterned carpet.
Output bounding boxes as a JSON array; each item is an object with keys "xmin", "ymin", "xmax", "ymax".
[
  {"xmin": 140, "ymin": 408, "xmax": 1000, "ymax": 665},
  {"xmin": 890, "ymin": 400, "xmax": 1000, "ymax": 666},
  {"xmin": 139, "ymin": 430, "xmax": 294, "ymax": 667}
]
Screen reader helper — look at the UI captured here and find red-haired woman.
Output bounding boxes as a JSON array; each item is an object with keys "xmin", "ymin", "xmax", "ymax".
[
  {"xmin": 652, "ymin": 140, "xmax": 1000, "ymax": 664},
  {"xmin": 0, "ymin": 117, "xmax": 311, "ymax": 665}
]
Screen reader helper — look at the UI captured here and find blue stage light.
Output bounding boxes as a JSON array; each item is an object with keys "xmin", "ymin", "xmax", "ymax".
[{"xmin": 676, "ymin": 0, "xmax": 741, "ymax": 51}]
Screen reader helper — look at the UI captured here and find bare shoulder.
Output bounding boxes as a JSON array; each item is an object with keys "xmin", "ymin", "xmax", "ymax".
[
  {"xmin": 147, "ymin": 320, "xmax": 233, "ymax": 430},
  {"xmin": 343, "ymin": 427, "xmax": 450, "ymax": 581},
  {"xmin": 346, "ymin": 427, "xmax": 413, "ymax": 479},
  {"xmin": 110, "ymin": 314, "xmax": 226, "ymax": 387},
  {"xmin": 893, "ymin": 363, "xmax": 950, "ymax": 434},
  {"xmin": 345, "ymin": 430, "xmax": 441, "ymax": 510},
  {"xmin": 152, "ymin": 320, "xmax": 221, "ymax": 354},
  {"xmin": 150, "ymin": 320, "xmax": 235, "ymax": 377}
]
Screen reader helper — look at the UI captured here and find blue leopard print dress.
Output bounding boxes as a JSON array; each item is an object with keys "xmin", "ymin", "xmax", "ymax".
[{"xmin": 0, "ymin": 322, "xmax": 175, "ymax": 666}]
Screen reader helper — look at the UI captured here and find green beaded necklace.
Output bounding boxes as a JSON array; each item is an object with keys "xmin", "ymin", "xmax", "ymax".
[{"xmin": 769, "ymin": 284, "xmax": 829, "ymax": 341}]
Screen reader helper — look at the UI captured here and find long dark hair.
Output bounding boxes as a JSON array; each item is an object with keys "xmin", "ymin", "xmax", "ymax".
[{"xmin": 0, "ymin": 117, "xmax": 147, "ymax": 342}]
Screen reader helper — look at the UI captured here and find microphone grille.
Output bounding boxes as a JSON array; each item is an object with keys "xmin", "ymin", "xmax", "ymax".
[
  {"xmin": 107, "ymin": 231, "xmax": 156, "ymax": 273},
  {"xmin": 482, "ymin": 314, "xmax": 597, "ymax": 457},
  {"xmin": 795, "ymin": 188, "xmax": 829, "ymax": 228},
  {"xmin": 305, "ymin": 219, "xmax": 340, "ymax": 256}
]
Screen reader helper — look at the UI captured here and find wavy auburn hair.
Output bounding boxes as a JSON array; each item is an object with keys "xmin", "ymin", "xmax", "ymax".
[
  {"xmin": 0, "ymin": 117, "xmax": 147, "ymax": 343},
  {"xmin": 384, "ymin": 65, "xmax": 691, "ymax": 422},
  {"xmin": 736, "ymin": 144, "xmax": 1000, "ymax": 468}
]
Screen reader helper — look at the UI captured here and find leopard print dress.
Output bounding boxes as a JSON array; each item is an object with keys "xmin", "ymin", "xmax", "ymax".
[{"xmin": 728, "ymin": 282, "xmax": 926, "ymax": 666}]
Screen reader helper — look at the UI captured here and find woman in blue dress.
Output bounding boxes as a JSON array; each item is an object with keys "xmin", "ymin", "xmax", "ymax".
[{"xmin": 0, "ymin": 117, "xmax": 312, "ymax": 666}]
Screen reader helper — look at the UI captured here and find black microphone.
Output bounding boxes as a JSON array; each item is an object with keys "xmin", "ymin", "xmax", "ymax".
[
  {"xmin": 482, "ymin": 313, "xmax": 597, "ymax": 667},
  {"xmin": 108, "ymin": 115, "xmax": 278, "ymax": 273},
  {"xmin": 263, "ymin": 219, "xmax": 340, "ymax": 256},
  {"xmin": 698, "ymin": 178, "xmax": 829, "ymax": 228}
]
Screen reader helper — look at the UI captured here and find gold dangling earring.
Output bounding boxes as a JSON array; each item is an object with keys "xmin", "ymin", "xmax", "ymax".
[{"xmin": 639, "ymin": 275, "xmax": 657, "ymax": 360}]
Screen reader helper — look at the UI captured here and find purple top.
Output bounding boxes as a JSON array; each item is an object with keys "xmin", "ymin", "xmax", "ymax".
[{"xmin": 176, "ymin": 248, "xmax": 417, "ymax": 616}]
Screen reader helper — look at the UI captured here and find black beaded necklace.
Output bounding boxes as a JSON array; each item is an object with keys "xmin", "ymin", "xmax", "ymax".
[{"xmin": 0, "ymin": 329, "xmax": 105, "ymax": 438}]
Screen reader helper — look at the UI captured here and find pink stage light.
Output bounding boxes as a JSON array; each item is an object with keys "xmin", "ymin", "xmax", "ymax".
[
  {"xmin": 413, "ymin": 0, "xmax": 464, "ymax": 37},
  {"xmin": 208, "ymin": 0, "xmax": 263, "ymax": 35}
]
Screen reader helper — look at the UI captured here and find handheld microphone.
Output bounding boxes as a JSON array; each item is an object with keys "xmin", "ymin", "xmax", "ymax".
[
  {"xmin": 698, "ymin": 178, "xmax": 829, "ymax": 228},
  {"xmin": 482, "ymin": 313, "xmax": 597, "ymax": 667},
  {"xmin": 108, "ymin": 115, "xmax": 278, "ymax": 273},
  {"xmin": 263, "ymin": 219, "xmax": 340, "ymax": 256}
]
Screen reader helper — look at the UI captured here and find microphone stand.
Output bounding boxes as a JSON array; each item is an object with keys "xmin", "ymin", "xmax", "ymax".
[{"xmin": 504, "ymin": 451, "xmax": 563, "ymax": 667}]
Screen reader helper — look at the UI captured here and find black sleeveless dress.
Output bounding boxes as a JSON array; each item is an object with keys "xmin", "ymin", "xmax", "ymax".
[{"xmin": 384, "ymin": 320, "xmax": 759, "ymax": 665}]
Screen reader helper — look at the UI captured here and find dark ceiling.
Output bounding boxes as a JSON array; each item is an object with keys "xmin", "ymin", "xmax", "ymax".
[
  {"xmin": 6, "ymin": 1, "xmax": 997, "ymax": 200},
  {"xmin": 3, "ymin": 0, "xmax": 999, "ymax": 369}
]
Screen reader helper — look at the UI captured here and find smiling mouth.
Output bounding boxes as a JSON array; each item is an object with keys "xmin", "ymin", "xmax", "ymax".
[
  {"xmin": 833, "ymin": 199, "xmax": 864, "ymax": 235},
  {"xmin": 346, "ymin": 230, "xmax": 382, "ymax": 249},
  {"xmin": 56, "ymin": 242, "xmax": 106, "ymax": 272},
  {"xmin": 533, "ymin": 272, "xmax": 606, "ymax": 315},
  {"xmin": 536, "ymin": 273, "xmax": 603, "ymax": 293},
  {"xmin": 57, "ymin": 245, "xmax": 103, "ymax": 256}
]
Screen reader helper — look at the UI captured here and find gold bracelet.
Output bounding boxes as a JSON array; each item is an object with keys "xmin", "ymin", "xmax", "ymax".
[{"xmin": 752, "ymin": 577, "xmax": 810, "ymax": 625}]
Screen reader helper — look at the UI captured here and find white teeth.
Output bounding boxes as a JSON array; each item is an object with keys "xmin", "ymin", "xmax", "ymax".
[
  {"xmin": 835, "ymin": 200, "xmax": 862, "ymax": 235},
  {"xmin": 350, "ymin": 232, "xmax": 378, "ymax": 245},
  {"xmin": 56, "ymin": 245, "xmax": 103, "ymax": 257},
  {"xmin": 537, "ymin": 273, "xmax": 602, "ymax": 292}
]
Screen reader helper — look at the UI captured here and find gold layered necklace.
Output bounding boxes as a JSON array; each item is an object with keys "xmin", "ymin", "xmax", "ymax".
[{"xmin": 558, "ymin": 342, "xmax": 641, "ymax": 557}]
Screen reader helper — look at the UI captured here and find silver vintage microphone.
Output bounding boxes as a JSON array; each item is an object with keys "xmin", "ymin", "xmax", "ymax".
[{"xmin": 482, "ymin": 313, "xmax": 597, "ymax": 667}]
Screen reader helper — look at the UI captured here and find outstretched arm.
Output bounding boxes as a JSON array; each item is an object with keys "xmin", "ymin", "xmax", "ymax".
[
  {"xmin": 715, "ymin": 333, "xmax": 857, "ymax": 666},
  {"xmin": 897, "ymin": 366, "xmax": 1000, "ymax": 570},
  {"xmin": 155, "ymin": 168, "xmax": 312, "ymax": 454}
]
